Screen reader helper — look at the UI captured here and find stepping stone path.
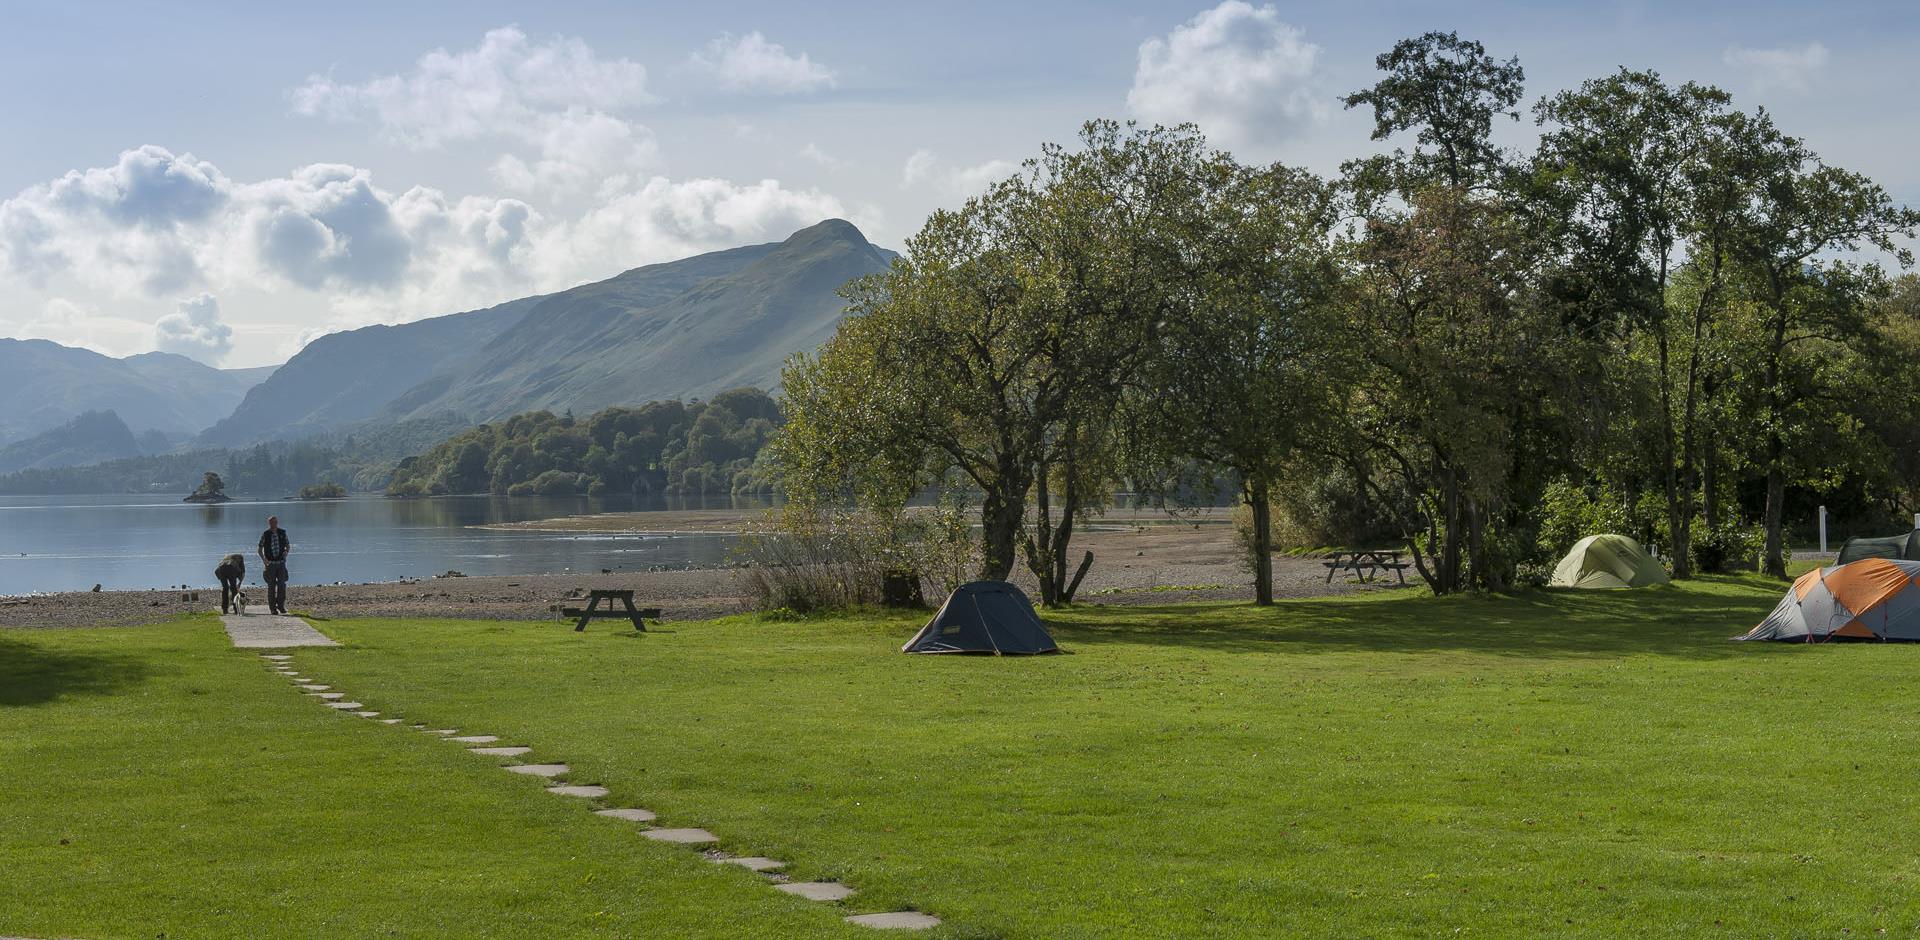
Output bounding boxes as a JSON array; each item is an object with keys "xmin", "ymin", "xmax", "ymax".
[
  {"xmin": 223, "ymin": 606, "xmax": 336, "ymax": 648},
  {"xmin": 778, "ymin": 882, "xmax": 856, "ymax": 902},
  {"xmin": 845, "ymin": 912, "xmax": 943, "ymax": 930},
  {"xmin": 714, "ymin": 855, "xmax": 786, "ymax": 872},
  {"xmin": 643, "ymin": 827, "xmax": 719, "ymax": 844},
  {"xmin": 254, "ymin": 650, "xmax": 940, "ymax": 931}
]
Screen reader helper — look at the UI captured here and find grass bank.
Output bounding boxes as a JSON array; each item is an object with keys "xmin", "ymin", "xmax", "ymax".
[{"xmin": 8, "ymin": 575, "xmax": 1919, "ymax": 936}]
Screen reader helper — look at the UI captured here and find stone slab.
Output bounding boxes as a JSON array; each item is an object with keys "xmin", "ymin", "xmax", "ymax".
[
  {"xmin": 326, "ymin": 702, "xmax": 365, "ymax": 709},
  {"xmin": 450, "ymin": 735, "xmax": 498, "ymax": 744},
  {"xmin": 715, "ymin": 856, "xmax": 785, "ymax": 872},
  {"xmin": 643, "ymin": 827, "xmax": 718, "ymax": 844},
  {"xmin": 353, "ymin": 711, "xmax": 380, "ymax": 718},
  {"xmin": 260, "ymin": 654, "xmax": 292, "ymax": 661},
  {"xmin": 422, "ymin": 728, "xmax": 458, "ymax": 735},
  {"xmin": 298, "ymin": 685, "xmax": 329, "ymax": 691},
  {"xmin": 505, "ymin": 763, "xmax": 569, "ymax": 778},
  {"xmin": 224, "ymin": 609, "xmax": 336, "ymax": 648},
  {"xmin": 595, "ymin": 808, "xmax": 656, "ymax": 822},
  {"xmin": 778, "ymin": 882, "xmax": 855, "ymax": 902},
  {"xmin": 546, "ymin": 784, "xmax": 609, "ymax": 798},
  {"xmin": 380, "ymin": 718, "xmax": 406, "ymax": 724},
  {"xmin": 470, "ymin": 745, "xmax": 532, "ymax": 756},
  {"xmin": 311, "ymin": 692, "xmax": 344, "ymax": 700},
  {"xmin": 845, "ymin": 912, "xmax": 941, "ymax": 930}
]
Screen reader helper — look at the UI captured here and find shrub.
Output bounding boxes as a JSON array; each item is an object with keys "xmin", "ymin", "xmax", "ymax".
[
  {"xmin": 732, "ymin": 499, "xmax": 979, "ymax": 613},
  {"xmin": 1693, "ymin": 518, "xmax": 1764, "ymax": 573}
]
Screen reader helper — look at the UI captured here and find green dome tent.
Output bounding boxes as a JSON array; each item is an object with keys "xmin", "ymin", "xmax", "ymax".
[{"xmin": 1550, "ymin": 534, "xmax": 1670, "ymax": 589}]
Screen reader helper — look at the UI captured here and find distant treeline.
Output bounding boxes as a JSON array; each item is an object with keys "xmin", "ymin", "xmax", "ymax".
[
  {"xmin": 0, "ymin": 416, "xmax": 469, "ymax": 496},
  {"xmin": 385, "ymin": 388, "xmax": 782, "ymax": 497}
]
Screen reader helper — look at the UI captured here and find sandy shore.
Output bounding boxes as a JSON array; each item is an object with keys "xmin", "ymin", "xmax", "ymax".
[{"xmin": 1, "ymin": 513, "xmax": 1410, "ymax": 630}]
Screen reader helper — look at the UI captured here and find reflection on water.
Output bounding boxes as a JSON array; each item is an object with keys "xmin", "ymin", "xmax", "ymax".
[{"xmin": 0, "ymin": 493, "xmax": 766, "ymax": 594}]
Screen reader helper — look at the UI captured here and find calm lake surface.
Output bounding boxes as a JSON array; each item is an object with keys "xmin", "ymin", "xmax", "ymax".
[{"xmin": 0, "ymin": 493, "xmax": 759, "ymax": 594}]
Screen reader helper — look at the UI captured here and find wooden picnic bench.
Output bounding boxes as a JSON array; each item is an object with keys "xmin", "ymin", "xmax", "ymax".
[
  {"xmin": 560, "ymin": 589, "xmax": 659, "ymax": 632},
  {"xmin": 1323, "ymin": 550, "xmax": 1410, "ymax": 585}
]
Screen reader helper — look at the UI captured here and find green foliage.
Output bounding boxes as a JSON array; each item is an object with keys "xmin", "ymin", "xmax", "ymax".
[
  {"xmin": 297, "ymin": 482, "xmax": 347, "ymax": 499},
  {"xmin": 387, "ymin": 389, "xmax": 781, "ymax": 497}
]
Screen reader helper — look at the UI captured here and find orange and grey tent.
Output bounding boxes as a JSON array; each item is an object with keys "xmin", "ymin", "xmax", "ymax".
[{"xmin": 1736, "ymin": 557, "xmax": 1920, "ymax": 642}]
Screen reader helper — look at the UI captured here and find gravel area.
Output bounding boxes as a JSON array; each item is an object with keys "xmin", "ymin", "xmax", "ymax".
[{"xmin": 1, "ymin": 516, "xmax": 1408, "ymax": 630}]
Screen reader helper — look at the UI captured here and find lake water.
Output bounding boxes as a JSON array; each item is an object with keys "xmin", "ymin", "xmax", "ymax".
[{"xmin": 0, "ymin": 493, "xmax": 760, "ymax": 595}]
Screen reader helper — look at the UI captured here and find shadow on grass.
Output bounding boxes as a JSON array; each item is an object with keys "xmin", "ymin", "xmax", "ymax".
[
  {"xmin": 1048, "ymin": 576, "xmax": 1788, "ymax": 661},
  {"xmin": 0, "ymin": 634, "xmax": 152, "ymax": 706}
]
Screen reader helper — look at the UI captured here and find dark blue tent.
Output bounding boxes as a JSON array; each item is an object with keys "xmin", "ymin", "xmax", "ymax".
[{"xmin": 901, "ymin": 581, "xmax": 1059, "ymax": 655}]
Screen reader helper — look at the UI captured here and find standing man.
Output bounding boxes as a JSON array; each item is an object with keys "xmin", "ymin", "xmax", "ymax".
[{"xmin": 258, "ymin": 515, "xmax": 291, "ymax": 616}]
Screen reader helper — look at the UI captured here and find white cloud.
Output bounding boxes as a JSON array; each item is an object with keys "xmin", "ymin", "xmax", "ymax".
[
  {"xmin": 293, "ymin": 26, "xmax": 658, "ymax": 197},
  {"xmin": 898, "ymin": 150, "xmax": 1018, "ymax": 198},
  {"xmin": 1723, "ymin": 42, "xmax": 1830, "ymax": 94},
  {"xmin": 1127, "ymin": 1, "xmax": 1328, "ymax": 146},
  {"xmin": 692, "ymin": 32, "xmax": 835, "ymax": 95},
  {"xmin": 153, "ymin": 292, "xmax": 234, "ymax": 364},
  {"xmin": 798, "ymin": 143, "xmax": 843, "ymax": 170},
  {"xmin": 535, "ymin": 175, "xmax": 865, "ymax": 282}
]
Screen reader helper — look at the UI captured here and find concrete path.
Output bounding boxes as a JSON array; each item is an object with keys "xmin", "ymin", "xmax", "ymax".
[{"xmin": 222, "ymin": 605, "xmax": 336, "ymax": 648}]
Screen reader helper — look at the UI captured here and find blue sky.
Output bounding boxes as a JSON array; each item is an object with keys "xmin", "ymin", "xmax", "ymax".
[{"xmin": 1, "ymin": 0, "xmax": 1915, "ymax": 366}]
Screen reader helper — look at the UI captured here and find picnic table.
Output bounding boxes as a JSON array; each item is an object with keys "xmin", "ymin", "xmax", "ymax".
[
  {"xmin": 560, "ymin": 589, "xmax": 659, "ymax": 632},
  {"xmin": 1322, "ymin": 549, "xmax": 1410, "ymax": 585}
]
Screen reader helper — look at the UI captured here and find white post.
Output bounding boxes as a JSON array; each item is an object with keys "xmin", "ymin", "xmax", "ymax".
[
  {"xmin": 1819, "ymin": 505, "xmax": 1828, "ymax": 554},
  {"xmin": 1913, "ymin": 511, "xmax": 1918, "ymax": 531}
]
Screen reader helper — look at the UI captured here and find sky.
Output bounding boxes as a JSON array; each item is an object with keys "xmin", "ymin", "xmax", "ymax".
[{"xmin": 1, "ymin": 0, "xmax": 1916, "ymax": 368}]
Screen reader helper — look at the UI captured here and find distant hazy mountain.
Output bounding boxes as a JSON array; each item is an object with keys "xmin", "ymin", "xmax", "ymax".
[
  {"xmin": 0, "ymin": 410, "xmax": 143, "ymax": 474},
  {"xmin": 196, "ymin": 296, "xmax": 545, "ymax": 446},
  {"xmin": 0, "ymin": 339, "xmax": 275, "ymax": 446},
  {"xmin": 199, "ymin": 219, "xmax": 894, "ymax": 445}
]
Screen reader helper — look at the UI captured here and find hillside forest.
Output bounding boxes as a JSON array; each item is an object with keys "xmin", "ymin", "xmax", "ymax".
[{"xmin": 385, "ymin": 388, "xmax": 782, "ymax": 497}]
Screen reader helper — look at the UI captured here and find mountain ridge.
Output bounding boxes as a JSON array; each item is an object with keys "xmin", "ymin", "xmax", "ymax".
[
  {"xmin": 0, "ymin": 339, "xmax": 273, "ymax": 446},
  {"xmin": 203, "ymin": 218, "xmax": 892, "ymax": 445}
]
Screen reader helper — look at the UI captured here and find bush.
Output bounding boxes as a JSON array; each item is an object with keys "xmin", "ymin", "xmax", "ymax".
[
  {"xmin": 1693, "ymin": 518, "xmax": 1764, "ymax": 573},
  {"xmin": 298, "ymin": 482, "xmax": 347, "ymax": 499},
  {"xmin": 732, "ymin": 499, "xmax": 979, "ymax": 613},
  {"xmin": 733, "ymin": 508, "xmax": 897, "ymax": 613}
]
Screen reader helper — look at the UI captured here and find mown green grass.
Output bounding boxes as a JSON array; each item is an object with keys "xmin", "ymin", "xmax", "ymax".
[
  {"xmin": 8, "ymin": 576, "xmax": 1919, "ymax": 937},
  {"xmin": 0, "ymin": 618, "xmax": 863, "ymax": 939},
  {"xmin": 287, "ymin": 575, "xmax": 1919, "ymax": 937}
]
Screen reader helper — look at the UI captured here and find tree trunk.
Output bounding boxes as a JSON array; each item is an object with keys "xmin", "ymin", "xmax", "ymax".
[
  {"xmin": 1026, "ymin": 457, "xmax": 1058, "ymax": 607},
  {"xmin": 1439, "ymin": 463, "xmax": 1462, "ymax": 595},
  {"xmin": 1762, "ymin": 458, "xmax": 1787, "ymax": 578},
  {"xmin": 1248, "ymin": 477, "xmax": 1274, "ymax": 606},
  {"xmin": 978, "ymin": 467, "xmax": 1027, "ymax": 581}
]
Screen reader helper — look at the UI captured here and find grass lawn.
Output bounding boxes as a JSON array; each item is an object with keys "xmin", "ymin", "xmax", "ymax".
[
  {"xmin": 9, "ymin": 574, "xmax": 1920, "ymax": 937},
  {"xmin": 0, "ymin": 619, "xmax": 862, "ymax": 939}
]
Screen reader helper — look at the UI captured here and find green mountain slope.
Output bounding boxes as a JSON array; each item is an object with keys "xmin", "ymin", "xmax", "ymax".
[
  {"xmin": 382, "ymin": 219, "xmax": 892, "ymax": 424},
  {"xmin": 195, "ymin": 296, "xmax": 546, "ymax": 446}
]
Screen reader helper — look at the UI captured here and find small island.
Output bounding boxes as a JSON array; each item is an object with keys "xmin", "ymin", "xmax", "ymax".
[
  {"xmin": 295, "ymin": 482, "xmax": 348, "ymax": 500},
  {"xmin": 182, "ymin": 471, "xmax": 231, "ymax": 504}
]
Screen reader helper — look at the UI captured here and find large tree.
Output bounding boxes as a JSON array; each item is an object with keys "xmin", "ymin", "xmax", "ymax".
[
  {"xmin": 1134, "ymin": 160, "xmax": 1341, "ymax": 604},
  {"xmin": 777, "ymin": 122, "xmax": 1200, "ymax": 603},
  {"xmin": 1718, "ymin": 124, "xmax": 1920, "ymax": 575},
  {"xmin": 1530, "ymin": 70, "xmax": 1734, "ymax": 577}
]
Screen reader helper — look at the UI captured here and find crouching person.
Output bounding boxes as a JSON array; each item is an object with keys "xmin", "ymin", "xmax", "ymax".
[{"xmin": 214, "ymin": 553, "xmax": 246, "ymax": 614}]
